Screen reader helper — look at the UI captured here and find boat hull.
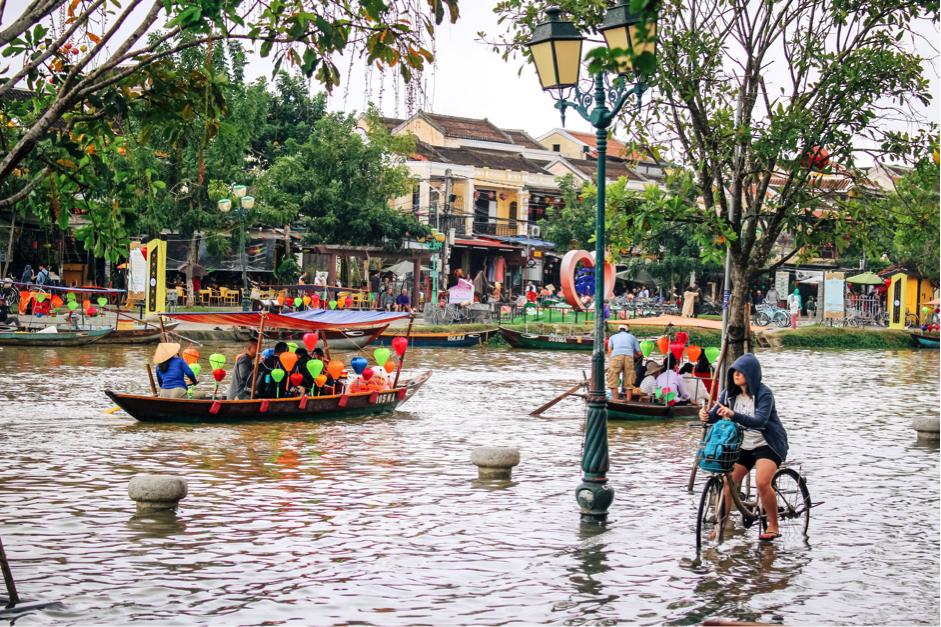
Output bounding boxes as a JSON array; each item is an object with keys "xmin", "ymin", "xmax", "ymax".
[
  {"xmin": 605, "ymin": 399, "xmax": 701, "ymax": 421},
  {"xmin": 378, "ymin": 328, "xmax": 498, "ymax": 348},
  {"xmin": 254, "ymin": 324, "xmax": 387, "ymax": 350},
  {"xmin": 103, "ymin": 321, "xmax": 180, "ymax": 344},
  {"xmin": 0, "ymin": 327, "xmax": 112, "ymax": 346},
  {"xmin": 498, "ymin": 326, "xmax": 593, "ymax": 351},
  {"xmin": 910, "ymin": 332, "xmax": 940, "ymax": 348},
  {"xmin": 105, "ymin": 371, "xmax": 431, "ymax": 424}
]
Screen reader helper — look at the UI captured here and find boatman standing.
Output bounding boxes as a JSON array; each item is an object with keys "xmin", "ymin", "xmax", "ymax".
[{"xmin": 607, "ymin": 324, "xmax": 643, "ymax": 401}]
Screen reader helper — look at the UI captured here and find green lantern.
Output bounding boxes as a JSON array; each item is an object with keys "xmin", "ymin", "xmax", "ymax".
[
  {"xmin": 190, "ymin": 363, "xmax": 202, "ymax": 377},
  {"xmin": 287, "ymin": 342, "xmax": 298, "ymax": 353},
  {"xmin": 271, "ymin": 368, "xmax": 285, "ymax": 382},
  {"xmin": 67, "ymin": 292, "xmax": 76, "ymax": 302},
  {"xmin": 640, "ymin": 340, "xmax": 654, "ymax": 358},
  {"xmin": 704, "ymin": 347, "xmax": 720, "ymax": 363},
  {"xmin": 67, "ymin": 301, "xmax": 78, "ymax": 311},
  {"xmin": 307, "ymin": 359, "xmax": 324, "ymax": 378},
  {"xmin": 36, "ymin": 293, "xmax": 47, "ymax": 303},
  {"xmin": 97, "ymin": 297, "xmax": 108, "ymax": 307},
  {"xmin": 209, "ymin": 353, "xmax": 226, "ymax": 369},
  {"xmin": 373, "ymin": 347, "xmax": 391, "ymax": 367}
]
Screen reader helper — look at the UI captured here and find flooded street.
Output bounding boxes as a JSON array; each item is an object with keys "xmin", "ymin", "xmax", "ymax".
[{"xmin": 0, "ymin": 343, "xmax": 937, "ymax": 625}]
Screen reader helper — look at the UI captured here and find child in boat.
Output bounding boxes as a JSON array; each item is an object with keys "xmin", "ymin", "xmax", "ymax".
[{"xmin": 153, "ymin": 343, "xmax": 198, "ymax": 399}]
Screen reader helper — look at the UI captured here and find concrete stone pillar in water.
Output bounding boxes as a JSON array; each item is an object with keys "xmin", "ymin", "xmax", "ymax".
[
  {"xmin": 471, "ymin": 447, "xmax": 520, "ymax": 480},
  {"xmin": 128, "ymin": 474, "xmax": 188, "ymax": 514},
  {"xmin": 912, "ymin": 417, "xmax": 940, "ymax": 442}
]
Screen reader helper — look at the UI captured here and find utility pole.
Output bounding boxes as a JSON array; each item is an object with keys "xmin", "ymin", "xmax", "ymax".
[{"xmin": 442, "ymin": 169, "xmax": 453, "ymax": 294}]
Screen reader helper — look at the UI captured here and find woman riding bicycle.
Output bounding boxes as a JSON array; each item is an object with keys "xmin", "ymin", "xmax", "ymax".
[{"xmin": 699, "ymin": 354, "xmax": 789, "ymax": 540}]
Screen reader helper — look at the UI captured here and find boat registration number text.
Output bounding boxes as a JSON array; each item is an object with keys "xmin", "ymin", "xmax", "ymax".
[
  {"xmin": 447, "ymin": 335, "xmax": 465, "ymax": 341},
  {"xmin": 548, "ymin": 336, "xmax": 569, "ymax": 343},
  {"xmin": 377, "ymin": 392, "xmax": 397, "ymax": 404}
]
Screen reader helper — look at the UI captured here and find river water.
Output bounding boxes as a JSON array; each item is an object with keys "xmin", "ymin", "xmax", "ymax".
[{"xmin": 0, "ymin": 343, "xmax": 937, "ymax": 625}]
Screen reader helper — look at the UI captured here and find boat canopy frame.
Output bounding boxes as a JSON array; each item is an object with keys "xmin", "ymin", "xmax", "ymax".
[{"xmin": 161, "ymin": 310, "xmax": 413, "ymax": 331}]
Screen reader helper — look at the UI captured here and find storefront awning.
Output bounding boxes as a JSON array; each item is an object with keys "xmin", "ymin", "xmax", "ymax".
[
  {"xmin": 453, "ymin": 238, "xmax": 521, "ymax": 252},
  {"xmin": 481, "ymin": 234, "xmax": 555, "ymax": 248}
]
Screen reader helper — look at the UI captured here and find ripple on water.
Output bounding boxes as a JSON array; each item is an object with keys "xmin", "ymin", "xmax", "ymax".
[{"xmin": 0, "ymin": 344, "xmax": 937, "ymax": 625}]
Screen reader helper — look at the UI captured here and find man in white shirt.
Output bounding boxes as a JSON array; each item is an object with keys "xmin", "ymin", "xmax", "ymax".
[
  {"xmin": 607, "ymin": 325, "xmax": 642, "ymax": 400},
  {"xmin": 639, "ymin": 361, "xmax": 661, "ymax": 396},
  {"xmin": 656, "ymin": 366, "xmax": 691, "ymax": 403}
]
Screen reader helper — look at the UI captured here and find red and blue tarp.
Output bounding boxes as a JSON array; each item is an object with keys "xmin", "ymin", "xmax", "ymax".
[{"xmin": 162, "ymin": 310, "xmax": 411, "ymax": 330}]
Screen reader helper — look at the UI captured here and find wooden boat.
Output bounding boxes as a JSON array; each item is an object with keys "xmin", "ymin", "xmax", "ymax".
[
  {"xmin": 0, "ymin": 327, "xmax": 112, "ymax": 346},
  {"xmin": 605, "ymin": 398, "xmax": 701, "ymax": 421},
  {"xmin": 498, "ymin": 325, "xmax": 593, "ymax": 351},
  {"xmin": 23, "ymin": 321, "xmax": 180, "ymax": 344},
  {"xmin": 106, "ymin": 371, "xmax": 431, "ymax": 424},
  {"xmin": 909, "ymin": 332, "xmax": 940, "ymax": 348},
  {"xmin": 254, "ymin": 324, "xmax": 388, "ymax": 350},
  {"xmin": 378, "ymin": 328, "xmax": 499, "ymax": 348}
]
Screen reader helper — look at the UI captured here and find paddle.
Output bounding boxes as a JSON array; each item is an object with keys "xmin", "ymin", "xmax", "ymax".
[
  {"xmin": 687, "ymin": 337, "xmax": 729, "ymax": 492},
  {"xmin": 530, "ymin": 376, "xmax": 589, "ymax": 417},
  {"xmin": 102, "ymin": 406, "xmax": 122, "ymax": 415}
]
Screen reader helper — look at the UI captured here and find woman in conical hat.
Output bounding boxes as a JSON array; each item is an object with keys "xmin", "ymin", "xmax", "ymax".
[{"xmin": 152, "ymin": 342, "xmax": 198, "ymax": 399}]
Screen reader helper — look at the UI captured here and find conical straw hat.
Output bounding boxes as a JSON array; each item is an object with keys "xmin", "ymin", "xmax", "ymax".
[{"xmin": 153, "ymin": 342, "xmax": 181, "ymax": 364}]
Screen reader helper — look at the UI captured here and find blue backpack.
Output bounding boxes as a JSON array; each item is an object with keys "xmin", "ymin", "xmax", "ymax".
[{"xmin": 698, "ymin": 420, "xmax": 743, "ymax": 473}]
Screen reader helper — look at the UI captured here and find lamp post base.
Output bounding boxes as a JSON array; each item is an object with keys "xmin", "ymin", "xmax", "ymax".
[
  {"xmin": 242, "ymin": 296, "xmax": 251, "ymax": 312},
  {"xmin": 575, "ymin": 480, "xmax": 614, "ymax": 524}
]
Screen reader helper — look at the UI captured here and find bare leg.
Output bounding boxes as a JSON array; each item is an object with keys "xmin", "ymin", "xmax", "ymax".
[
  {"xmin": 755, "ymin": 458, "xmax": 780, "ymax": 537},
  {"xmin": 710, "ymin": 463, "xmax": 750, "ymax": 539}
]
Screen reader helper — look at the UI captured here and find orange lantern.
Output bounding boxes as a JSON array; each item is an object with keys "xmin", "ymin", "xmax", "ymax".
[
  {"xmin": 277, "ymin": 294, "xmax": 285, "ymax": 306},
  {"xmin": 327, "ymin": 360, "xmax": 344, "ymax": 379},
  {"xmin": 384, "ymin": 361, "xmax": 396, "ymax": 374},
  {"xmin": 182, "ymin": 348, "xmax": 200, "ymax": 365},
  {"xmin": 302, "ymin": 296, "xmax": 312, "ymax": 306},
  {"xmin": 279, "ymin": 351, "xmax": 298, "ymax": 372},
  {"xmin": 19, "ymin": 291, "xmax": 31, "ymax": 305},
  {"xmin": 314, "ymin": 374, "xmax": 328, "ymax": 387},
  {"xmin": 657, "ymin": 337, "xmax": 670, "ymax": 355},
  {"xmin": 83, "ymin": 299, "xmax": 91, "ymax": 310},
  {"xmin": 686, "ymin": 345, "xmax": 702, "ymax": 363},
  {"xmin": 51, "ymin": 294, "xmax": 64, "ymax": 309}
]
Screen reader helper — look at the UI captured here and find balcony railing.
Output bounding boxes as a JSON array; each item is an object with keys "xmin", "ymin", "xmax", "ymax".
[{"xmin": 433, "ymin": 215, "xmax": 532, "ymax": 239}]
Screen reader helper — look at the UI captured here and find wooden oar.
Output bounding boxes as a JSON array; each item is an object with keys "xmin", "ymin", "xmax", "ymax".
[
  {"xmin": 102, "ymin": 406, "xmax": 123, "ymax": 415},
  {"xmin": 530, "ymin": 379, "xmax": 589, "ymax": 416},
  {"xmin": 687, "ymin": 337, "xmax": 730, "ymax": 492}
]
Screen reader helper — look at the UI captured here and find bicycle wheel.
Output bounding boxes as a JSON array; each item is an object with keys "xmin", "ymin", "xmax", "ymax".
[
  {"xmin": 754, "ymin": 311, "xmax": 771, "ymax": 326},
  {"xmin": 905, "ymin": 314, "xmax": 918, "ymax": 329},
  {"xmin": 765, "ymin": 468, "xmax": 811, "ymax": 537},
  {"xmin": 696, "ymin": 476, "xmax": 727, "ymax": 549},
  {"xmin": 3, "ymin": 290, "xmax": 17, "ymax": 307},
  {"xmin": 439, "ymin": 306, "xmax": 457, "ymax": 325},
  {"xmin": 773, "ymin": 311, "xmax": 789, "ymax": 327}
]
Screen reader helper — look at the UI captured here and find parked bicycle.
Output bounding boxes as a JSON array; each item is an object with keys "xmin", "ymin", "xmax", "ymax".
[
  {"xmin": 430, "ymin": 301, "xmax": 471, "ymax": 326},
  {"xmin": 691, "ymin": 422, "xmax": 812, "ymax": 549},
  {"xmin": 753, "ymin": 303, "xmax": 789, "ymax": 327},
  {"xmin": 2, "ymin": 275, "xmax": 19, "ymax": 307}
]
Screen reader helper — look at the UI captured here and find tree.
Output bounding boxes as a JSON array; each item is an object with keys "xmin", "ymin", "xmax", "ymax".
[
  {"xmin": 877, "ymin": 160, "xmax": 940, "ymax": 281},
  {"xmin": 251, "ymin": 71, "xmax": 326, "ymax": 168},
  {"xmin": 0, "ymin": 0, "xmax": 460, "ymax": 216},
  {"xmin": 257, "ymin": 106, "xmax": 429, "ymax": 249},
  {"xmin": 490, "ymin": 0, "xmax": 937, "ymax": 362}
]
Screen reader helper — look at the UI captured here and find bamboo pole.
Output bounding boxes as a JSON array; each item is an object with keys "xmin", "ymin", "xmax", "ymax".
[
  {"xmin": 146, "ymin": 364, "xmax": 158, "ymax": 396},
  {"xmin": 0, "ymin": 535, "xmax": 19, "ymax": 607},
  {"xmin": 157, "ymin": 314, "xmax": 168, "ymax": 342},
  {"xmin": 392, "ymin": 315, "xmax": 415, "ymax": 388},
  {"xmin": 249, "ymin": 313, "xmax": 266, "ymax": 400}
]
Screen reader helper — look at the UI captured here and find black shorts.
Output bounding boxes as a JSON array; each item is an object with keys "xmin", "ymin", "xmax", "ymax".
[{"xmin": 736, "ymin": 445, "xmax": 782, "ymax": 471}]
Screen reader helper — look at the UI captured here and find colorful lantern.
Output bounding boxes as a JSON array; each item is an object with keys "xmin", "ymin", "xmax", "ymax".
[
  {"xmin": 350, "ymin": 356, "xmax": 368, "ymax": 375},
  {"xmin": 345, "ymin": 297, "xmax": 352, "ymax": 308},
  {"xmin": 314, "ymin": 374, "xmax": 328, "ymax": 388},
  {"xmin": 290, "ymin": 372, "xmax": 304, "ymax": 388},
  {"xmin": 922, "ymin": 306, "xmax": 930, "ymax": 314},
  {"xmin": 209, "ymin": 354, "xmax": 226, "ymax": 370},
  {"xmin": 302, "ymin": 296, "xmax": 311, "ymax": 306},
  {"xmin": 182, "ymin": 348, "xmax": 199, "ymax": 365},
  {"xmin": 83, "ymin": 299, "xmax": 91, "ymax": 310},
  {"xmin": 51, "ymin": 295, "xmax": 63, "ymax": 309},
  {"xmin": 212, "ymin": 369, "xmax": 226, "ymax": 382},
  {"xmin": 327, "ymin": 360, "xmax": 344, "ymax": 379},
  {"xmin": 392, "ymin": 337, "xmax": 408, "ymax": 356},
  {"xmin": 287, "ymin": 342, "xmax": 298, "ymax": 353},
  {"xmin": 302, "ymin": 333, "xmax": 320, "ymax": 350},
  {"xmin": 373, "ymin": 347, "xmax": 391, "ymax": 366},
  {"xmin": 86, "ymin": 307, "xmax": 97, "ymax": 317},
  {"xmin": 67, "ymin": 301, "xmax": 78, "ymax": 311},
  {"xmin": 640, "ymin": 340, "xmax": 654, "ymax": 358},
  {"xmin": 311, "ymin": 294, "xmax": 320, "ymax": 303},
  {"xmin": 18, "ymin": 291, "xmax": 30, "ymax": 305},
  {"xmin": 669, "ymin": 342, "xmax": 685, "ymax": 363},
  {"xmin": 329, "ymin": 300, "xmax": 337, "ymax": 310},
  {"xmin": 66, "ymin": 292, "xmax": 76, "ymax": 302},
  {"xmin": 307, "ymin": 359, "xmax": 324, "ymax": 378},
  {"xmin": 922, "ymin": 325, "xmax": 928, "ymax": 332},
  {"xmin": 279, "ymin": 351, "xmax": 298, "ymax": 372},
  {"xmin": 686, "ymin": 345, "xmax": 702, "ymax": 363},
  {"xmin": 384, "ymin": 361, "xmax": 396, "ymax": 374},
  {"xmin": 656, "ymin": 337, "xmax": 670, "ymax": 355},
  {"xmin": 190, "ymin": 363, "xmax": 202, "ymax": 377},
  {"xmin": 704, "ymin": 347, "xmax": 720, "ymax": 363},
  {"xmin": 362, "ymin": 367, "xmax": 374, "ymax": 381},
  {"xmin": 97, "ymin": 297, "xmax": 107, "ymax": 306},
  {"xmin": 277, "ymin": 294, "xmax": 285, "ymax": 306}
]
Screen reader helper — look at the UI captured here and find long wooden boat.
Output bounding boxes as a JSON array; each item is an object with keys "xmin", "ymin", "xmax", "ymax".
[
  {"xmin": 0, "ymin": 327, "xmax": 112, "ymax": 346},
  {"xmin": 498, "ymin": 325, "xmax": 594, "ymax": 351},
  {"xmin": 24, "ymin": 321, "xmax": 180, "ymax": 344},
  {"xmin": 378, "ymin": 328, "xmax": 499, "ymax": 348},
  {"xmin": 909, "ymin": 332, "xmax": 940, "ymax": 348},
  {"xmin": 106, "ymin": 371, "xmax": 431, "ymax": 424},
  {"xmin": 254, "ymin": 324, "xmax": 388, "ymax": 350},
  {"xmin": 605, "ymin": 398, "xmax": 701, "ymax": 421}
]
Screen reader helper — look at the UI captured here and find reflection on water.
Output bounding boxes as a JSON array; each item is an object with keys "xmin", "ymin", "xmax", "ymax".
[{"xmin": 0, "ymin": 343, "xmax": 937, "ymax": 625}]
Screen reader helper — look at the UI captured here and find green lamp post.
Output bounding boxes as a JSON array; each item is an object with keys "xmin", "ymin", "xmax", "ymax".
[
  {"xmin": 528, "ymin": 1, "xmax": 657, "ymax": 523},
  {"xmin": 418, "ymin": 229, "xmax": 447, "ymax": 306},
  {"xmin": 219, "ymin": 185, "xmax": 255, "ymax": 312}
]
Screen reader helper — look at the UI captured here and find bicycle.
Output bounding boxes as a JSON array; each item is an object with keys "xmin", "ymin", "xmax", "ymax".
[
  {"xmin": 1, "ymin": 277, "xmax": 19, "ymax": 307},
  {"xmin": 691, "ymin": 423, "xmax": 812, "ymax": 549},
  {"xmin": 430, "ymin": 301, "xmax": 471, "ymax": 326}
]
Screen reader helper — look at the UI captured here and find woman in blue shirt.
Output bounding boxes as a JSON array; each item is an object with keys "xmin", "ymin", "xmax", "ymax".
[{"xmin": 153, "ymin": 343, "xmax": 198, "ymax": 398}]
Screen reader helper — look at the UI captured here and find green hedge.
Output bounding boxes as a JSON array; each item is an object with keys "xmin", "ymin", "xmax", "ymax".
[{"xmin": 776, "ymin": 326, "xmax": 914, "ymax": 349}]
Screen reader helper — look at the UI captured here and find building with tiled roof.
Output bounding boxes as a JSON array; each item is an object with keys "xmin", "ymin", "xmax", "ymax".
[{"xmin": 536, "ymin": 127, "xmax": 666, "ymax": 180}]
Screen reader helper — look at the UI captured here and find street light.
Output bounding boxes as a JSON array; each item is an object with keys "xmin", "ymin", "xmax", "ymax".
[
  {"xmin": 419, "ymin": 229, "xmax": 448, "ymax": 306},
  {"xmin": 528, "ymin": 1, "xmax": 657, "ymax": 524},
  {"xmin": 219, "ymin": 189, "xmax": 256, "ymax": 312}
]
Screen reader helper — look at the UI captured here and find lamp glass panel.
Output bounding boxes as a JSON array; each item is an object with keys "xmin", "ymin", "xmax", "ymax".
[
  {"xmin": 530, "ymin": 41, "xmax": 559, "ymax": 89},
  {"xmin": 629, "ymin": 20, "xmax": 657, "ymax": 59},
  {"xmin": 218, "ymin": 199, "xmax": 232, "ymax": 212},
  {"xmin": 602, "ymin": 27, "xmax": 632, "ymax": 73},
  {"xmin": 241, "ymin": 196, "xmax": 255, "ymax": 209},
  {"xmin": 553, "ymin": 39, "xmax": 583, "ymax": 86},
  {"xmin": 233, "ymin": 185, "xmax": 247, "ymax": 198}
]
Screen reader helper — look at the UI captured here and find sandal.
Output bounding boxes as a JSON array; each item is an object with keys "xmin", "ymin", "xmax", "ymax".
[{"xmin": 759, "ymin": 532, "xmax": 781, "ymax": 541}]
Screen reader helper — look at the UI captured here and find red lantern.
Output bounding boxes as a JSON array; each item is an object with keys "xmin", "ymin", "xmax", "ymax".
[
  {"xmin": 302, "ymin": 332, "xmax": 320, "ymax": 350},
  {"xmin": 670, "ymin": 342, "xmax": 685, "ymax": 363},
  {"xmin": 86, "ymin": 307, "xmax": 97, "ymax": 317},
  {"xmin": 212, "ymin": 369, "xmax": 226, "ymax": 382},
  {"xmin": 141, "ymin": 246, "xmax": 147, "ymax": 260},
  {"xmin": 362, "ymin": 367, "xmax": 374, "ymax": 381},
  {"xmin": 884, "ymin": 279, "xmax": 892, "ymax": 287},
  {"xmin": 345, "ymin": 297, "xmax": 352, "ymax": 308},
  {"xmin": 290, "ymin": 372, "xmax": 304, "ymax": 387},
  {"xmin": 801, "ymin": 146, "xmax": 830, "ymax": 170},
  {"xmin": 392, "ymin": 337, "xmax": 408, "ymax": 356},
  {"xmin": 284, "ymin": 297, "xmax": 294, "ymax": 306}
]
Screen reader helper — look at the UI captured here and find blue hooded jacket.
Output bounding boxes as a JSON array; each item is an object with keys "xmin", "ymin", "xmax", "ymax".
[{"xmin": 706, "ymin": 354, "xmax": 788, "ymax": 462}]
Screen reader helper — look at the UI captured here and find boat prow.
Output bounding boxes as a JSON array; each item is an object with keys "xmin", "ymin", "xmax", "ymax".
[
  {"xmin": 909, "ymin": 332, "xmax": 940, "ymax": 348},
  {"xmin": 106, "ymin": 370, "xmax": 432, "ymax": 424}
]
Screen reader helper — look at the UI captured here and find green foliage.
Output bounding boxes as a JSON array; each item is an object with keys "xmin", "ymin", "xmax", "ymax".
[
  {"xmin": 251, "ymin": 72, "xmax": 326, "ymax": 167},
  {"xmin": 777, "ymin": 327, "xmax": 913, "ymax": 349},
  {"xmin": 258, "ymin": 106, "xmax": 430, "ymax": 248},
  {"xmin": 275, "ymin": 255, "xmax": 303, "ymax": 284},
  {"xmin": 882, "ymin": 161, "xmax": 939, "ymax": 281}
]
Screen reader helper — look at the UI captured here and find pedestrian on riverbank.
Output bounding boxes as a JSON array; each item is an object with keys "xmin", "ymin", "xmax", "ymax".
[
  {"xmin": 788, "ymin": 289, "xmax": 801, "ymax": 329},
  {"xmin": 153, "ymin": 343, "xmax": 198, "ymax": 399}
]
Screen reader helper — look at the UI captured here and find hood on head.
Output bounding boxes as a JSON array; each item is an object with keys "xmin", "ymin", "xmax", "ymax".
[{"xmin": 726, "ymin": 353, "xmax": 762, "ymax": 394}]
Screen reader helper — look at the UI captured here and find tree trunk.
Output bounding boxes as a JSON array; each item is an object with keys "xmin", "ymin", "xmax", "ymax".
[
  {"xmin": 2, "ymin": 211, "xmax": 14, "ymax": 278},
  {"xmin": 283, "ymin": 222, "xmax": 291, "ymax": 284},
  {"xmin": 725, "ymin": 262, "xmax": 753, "ymax": 365},
  {"xmin": 186, "ymin": 233, "xmax": 197, "ymax": 308}
]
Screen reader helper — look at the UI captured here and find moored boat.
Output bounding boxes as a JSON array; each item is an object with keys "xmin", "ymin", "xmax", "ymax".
[
  {"xmin": 498, "ymin": 326, "xmax": 594, "ymax": 351},
  {"xmin": 23, "ymin": 321, "xmax": 180, "ymax": 344},
  {"xmin": 909, "ymin": 332, "xmax": 940, "ymax": 348},
  {"xmin": 378, "ymin": 328, "xmax": 499, "ymax": 348},
  {"xmin": 0, "ymin": 327, "xmax": 112, "ymax": 346},
  {"xmin": 253, "ymin": 324, "xmax": 387, "ymax": 350},
  {"xmin": 604, "ymin": 398, "xmax": 701, "ymax": 421}
]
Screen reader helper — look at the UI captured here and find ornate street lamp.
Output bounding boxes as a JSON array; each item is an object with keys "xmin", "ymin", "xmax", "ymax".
[
  {"xmin": 528, "ymin": 1, "xmax": 657, "ymax": 523},
  {"xmin": 219, "ymin": 185, "xmax": 255, "ymax": 312}
]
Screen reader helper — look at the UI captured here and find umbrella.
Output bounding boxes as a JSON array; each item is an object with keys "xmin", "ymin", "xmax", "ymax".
[
  {"xmin": 177, "ymin": 263, "xmax": 208, "ymax": 278},
  {"xmin": 846, "ymin": 271, "xmax": 884, "ymax": 285},
  {"xmin": 384, "ymin": 261, "xmax": 431, "ymax": 276}
]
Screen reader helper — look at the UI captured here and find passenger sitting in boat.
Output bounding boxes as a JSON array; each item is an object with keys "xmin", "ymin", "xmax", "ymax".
[
  {"xmin": 227, "ymin": 341, "xmax": 258, "ymax": 400},
  {"xmin": 311, "ymin": 348, "xmax": 337, "ymax": 395},
  {"xmin": 639, "ymin": 361, "xmax": 661, "ymax": 397},
  {"xmin": 153, "ymin": 343, "xmax": 198, "ymax": 399},
  {"xmin": 655, "ymin": 361, "xmax": 691, "ymax": 404},
  {"xmin": 678, "ymin": 359, "xmax": 695, "ymax": 375},
  {"xmin": 255, "ymin": 342, "xmax": 290, "ymax": 399},
  {"xmin": 693, "ymin": 354, "xmax": 713, "ymax": 378}
]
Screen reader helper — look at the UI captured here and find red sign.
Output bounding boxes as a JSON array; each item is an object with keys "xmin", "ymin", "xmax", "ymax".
[{"xmin": 559, "ymin": 249, "xmax": 615, "ymax": 310}]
